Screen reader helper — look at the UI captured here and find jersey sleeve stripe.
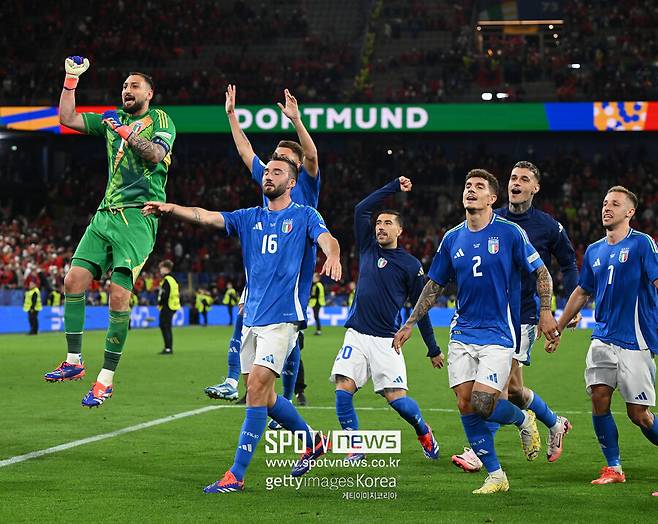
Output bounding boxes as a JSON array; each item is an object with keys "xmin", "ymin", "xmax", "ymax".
[
  {"xmin": 437, "ymin": 222, "xmax": 464, "ymax": 252},
  {"xmin": 495, "ymin": 216, "xmax": 530, "ymax": 243},
  {"xmin": 632, "ymin": 231, "xmax": 658, "ymax": 253}
]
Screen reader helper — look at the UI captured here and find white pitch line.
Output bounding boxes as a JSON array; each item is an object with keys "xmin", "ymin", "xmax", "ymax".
[{"xmin": 0, "ymin": 403, "xmax": 615, "ymax": 469}]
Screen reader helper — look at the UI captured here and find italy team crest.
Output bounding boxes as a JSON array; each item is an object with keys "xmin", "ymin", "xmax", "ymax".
[
  {"xmin": 619, "ymin": 248, "xmax": 629, "ymax": 263},
  {"xmin": 281, "ymin": 219, "xmax": 293, "ymax": 233},
  {"xmin": 488, "ymin": 237, "xmax": 500, "ymax": 254},
  {"xmin": 377, "ymin": 257, "xmax": 388, "ymax": 268}
]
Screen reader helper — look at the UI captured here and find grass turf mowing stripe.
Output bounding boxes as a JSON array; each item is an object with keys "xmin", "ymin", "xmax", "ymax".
[{"xmin": 1, "ymin": 403, "xmax": 617, "ymax": 469}]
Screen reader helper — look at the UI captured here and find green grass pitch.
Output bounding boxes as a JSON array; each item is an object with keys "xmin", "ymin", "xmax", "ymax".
[{"xmin": 1, "ymin": 326, "xmax": 657, "ymax": 523}]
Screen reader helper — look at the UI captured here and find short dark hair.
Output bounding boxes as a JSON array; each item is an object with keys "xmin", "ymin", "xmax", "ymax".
[
  {"xmin": 377, "ymin": 209, "xmax": 403, "ymax": 228},
  {"xmin": 513, "ymin": 160, "xmax": 541, "ymax": 182},
  {"xmin": 128, "ymin": 72, "xmax": 154, "ymax": 91},
  {"xmin": 276, "ymin": 140, "xmax": 304, "ymax": 164},
  {"xmin": 269, "ymin": 153, "xmax": 299, "ymax": 180},
  {"xmin": 466, "ymin": 169, "xmax": 499, "ymax": 196},
  {"xmin": 607, "ymin": 185, "xmax": 638, "ymax": 208},
  {"xmin": 159, "ymin": 259, "xmax": 174, "ymax": 271}
]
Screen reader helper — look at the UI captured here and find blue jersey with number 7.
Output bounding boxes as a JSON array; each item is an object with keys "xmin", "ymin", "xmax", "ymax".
[
  {"xmin": 428, "ymin": 214, "xmax": 544, "ymax": 348},
  {"xmin": 579, "ymin": 229, "xmax": 658, "ymax": 353},
  {"xmin": 221, "ymin": 202, "xmax": 328, "ymax": 327}
]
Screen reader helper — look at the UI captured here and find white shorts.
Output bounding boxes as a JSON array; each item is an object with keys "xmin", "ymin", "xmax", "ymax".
[
  {"xmin": 240, "ymin": 323, "xmax": 299, "ymax": 376},
  {"xmin": 330, "ymin": 328, "xmax": 408, "ymax": 393},
  {"xmin": 447, "ymin": 340, "xmax": 514, "ymax": 392},
  {"xmin": 585, "ymin": 340, "xmax": 656, "ymax": 406},
  {"xmin": 513, "ymin": 324, "xmax": 537, "ymax": 366}
]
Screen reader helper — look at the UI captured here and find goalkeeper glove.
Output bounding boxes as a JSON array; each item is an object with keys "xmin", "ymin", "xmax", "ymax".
[
  {"xmin": 64, "ymin": 56, "xmax": 90, "ymax": 90},
  {"xmin": 102, "ymin": 110, "xmax": 133, "ymax": 140}
]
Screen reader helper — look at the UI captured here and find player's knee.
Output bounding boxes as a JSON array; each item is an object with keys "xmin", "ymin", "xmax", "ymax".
[
  {"xmin": 456, "ymin": 395, "xmax": 472, "ymax": 414},
  {"xmin": 627, "ymin": 405, "xmax": 652, "ymax": 428},
  {"xmin": 335, "ymin": 375, "xmax": 356, "ymax": 393},
  {"xmin": 507, "ymin": 386, "xmax": 524, "ymax": 407},
  {"xmin": 109, "ymin": 286, "xmax": 131, "ymax": 310},
  {"xmin": 471, "ymin": 391, "xmax": 496, "ymax": 419},
  {"xmin": 589, "ymin": 387, "xmax": 612, "ymax": 413},
  {"xmin": 64, "ymin": 269, "xmax": 88, "ymax": 293}
]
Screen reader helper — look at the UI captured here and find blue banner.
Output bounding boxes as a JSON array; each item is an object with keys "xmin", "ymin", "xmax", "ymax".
[{"xmin": 0, "ymin": 306, "xmax": 595, "ymax": 335}]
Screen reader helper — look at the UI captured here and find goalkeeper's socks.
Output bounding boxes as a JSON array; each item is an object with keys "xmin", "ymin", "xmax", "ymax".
[
  {"xmin": 526, "ymin": 389, "xmax": 558, "ymax": 429},
  {"xmin": 230, "ymin": 406, "xmax": 268, "ymax": 481},
  {"xmin": 487, "ymin": 399, "xmax": 526, "ymax": 427},
  {"xmin": 336, "ymin": 390, "xmax": 359, "ymax": 431},
  {"xmin": 64, "ymin": 292, "xmax": 86, "ymax": 362},
  {"xmin": 282, "ymin": 341, "xmax": 301, "ymax": 400},
  {"xmin": 640, "ymin": 413, "xmax": 658, "ymax": 446},
  {"xmin": 268, "ymin": 395, "xmax": 314, "ymax": 448},
  {"xmin": 389, "ymin": 396, "xmax": 429, "ymax": 436},
  {"xmin": 592, "ymin": 412, "xmax": 621, "ymax": 466},
  {"xmin": 97, "ymin": 368, "xmax": 114, "ymax": 387},
  {"xmin": 461, "ymin": 413, "xmax": 500, "ymax": 473},
  {"xmin": 226, "ymin": 313, "xmax": 243, "ymax": 382}
]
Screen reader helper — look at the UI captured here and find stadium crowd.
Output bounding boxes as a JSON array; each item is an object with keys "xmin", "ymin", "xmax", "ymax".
[
  {"xmin": 2, "ymin": 0, "xmax": 656, "ymax": 105},
  {"xmin": 2, "ymin": 136, "xmax": 657, "ymax": 307}
]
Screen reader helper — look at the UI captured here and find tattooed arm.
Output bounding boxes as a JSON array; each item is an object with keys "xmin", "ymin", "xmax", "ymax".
[
  {"xmin": 141, "ymin": 202, "xmax": 225, "ymax": 229},
  {"xmin": 392, "ymin": 279, "xmax": 444, "ymax": 352},
  {"xmin": 127, "ymin": 133, "xmax": 167, "ymax": 164},
  {"xmin": 535, "ymin": 265, "xmax": 559, "ymax": 344}
]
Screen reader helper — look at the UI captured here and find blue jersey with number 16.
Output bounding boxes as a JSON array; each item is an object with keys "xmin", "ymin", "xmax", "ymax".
[
  {"xmin": 221, "ymin": 202, "xmax": 328, "ymax": 327},
  {"xmin": 429, "ymin": 214, "xmax": 544, "ymax": 348}
]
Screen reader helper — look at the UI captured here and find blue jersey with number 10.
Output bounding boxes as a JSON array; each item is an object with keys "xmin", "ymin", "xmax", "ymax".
[
  {"xmin": 429, "ymin": 214, "xmax": 544, "ymax": 348},
  {"xmin": 579, "ymin": 229, "xmax": 658, "ymax": 353},
  {"xmin": 222, "ymin": 202, "xmax": 328, "ymax": 327}
]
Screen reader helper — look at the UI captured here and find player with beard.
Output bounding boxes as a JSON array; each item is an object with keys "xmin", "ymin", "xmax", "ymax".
[
  {"xmin": 43, "ymin": 57, "xmax": 176, "ymax": 408},
  {"xmin": 142, "ymin": 155, "xmax": 342, "ymax": 492}
]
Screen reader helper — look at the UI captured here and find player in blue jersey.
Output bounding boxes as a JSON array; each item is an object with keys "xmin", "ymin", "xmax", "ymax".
[
  {"xmin": 331, "ymin": 177, "xmax": 443, "ymax": 461},
  {"xmin": 394, "ymin": 169, "xmax": 559, "ymax": 494},
  {"xmin": 550, "ymin": 186, "xmax": 658, "ymax": 486},
  {"xmin": 143, "ymin": 155, "xmax": 341, "ymax": 493},
  {"xmin": 205, "ymin": 85, "xmax": 320, "ymax": 409},
  {"xmin": 453, "ymin": 161, "xmax": 578, "ymax": 471}
]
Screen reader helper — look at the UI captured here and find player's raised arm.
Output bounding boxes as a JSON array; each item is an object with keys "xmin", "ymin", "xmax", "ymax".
[
  {"xmin": 316, "ymin": 232, "xmax": 342, "ymax": 281},
  {"xmin": 278, "ymin": 89, "xmax": 318, "ymax": 177},
  {"xmin": 354, "ymin": 177, "xmax": 409, "ymax": 247},
  {"xmin": 225, "ymin": 84, "xmax": 256, "ymax": 171},
  {"xmin": 142, "ymin": 201, "xmax": 225, "ymax": 229},
  {"xmin": 59, "ymin": 56, "xmax": 90, "ymax": 132}
]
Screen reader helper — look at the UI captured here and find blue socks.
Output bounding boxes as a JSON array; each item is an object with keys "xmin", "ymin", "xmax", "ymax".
[
  {"xmin": 268, "ymin": 395, "xmax": 314, "ymax": 448},
  {"xmin": 527, "ymin": 390, "xmax": 558, "ymax": 428},
  {"xmin": 592, "ymin": 412, "xmax": 621, "ymax": 467},
  {"xmin": 282, "ymin": 340, "xmax": 301, "ymax": 400},
  {"xmin": 486, "ymin": 421, "xmax": 501, "ymax": 436},
  {"xmin": 335, "ymin": 390, "xmax": 359, "ymax": 430},
  {"xmin": 640, "ymin": 413, "xmax": 658, "ymax": 446},
  {"xmin": 461, "ymin": 413, "xmax": 500, "ymax": 473},
  {"xmin": 487, "ymin": 399, "xmax": 526, "ymax": 427},
  {"xmin": 389, "ymin": 397, "xmax": 429, "ymax": 436},
  {"xmin": 230, "ymin": 406, "xmax": 267, "ymax": 480},
  {"xmin": 226, "ymin": 313, "xmax": 243, "ymax": 382}
]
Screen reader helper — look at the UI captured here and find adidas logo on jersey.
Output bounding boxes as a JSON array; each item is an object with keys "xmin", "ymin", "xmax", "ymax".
[
  {"xmin": 634, "ymin": 392, "xmax": 648, "ymax": 401},
  {"xmin": 253, "ymin": 222, "xmax": 263, "ymax": 230},
  {"xmin": 239, "ymin": 444, "xmax": 253, "ymax": 452},
  {"xmin": 486, "ymin": 373, "xmax": 498, "ymax": 384},
  {"xmin": 262, "ymin": 354, "xmax": 275, "ymax": 364},
  {"xmin": 454, "ymin": 249, "xmax": 465, "ymax": 259},
  {"xmin": 393, "ymin": 376, "xmax": 404, "ymax": 384},
  {"xmin": 593, "ymin": 258, "xmax": 601, "ymax": 267}
]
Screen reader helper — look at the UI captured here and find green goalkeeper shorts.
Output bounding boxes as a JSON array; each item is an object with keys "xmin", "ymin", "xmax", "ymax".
[{"xmin": 72, "ymin": 207, "xmax": 158, "ymax": 289}]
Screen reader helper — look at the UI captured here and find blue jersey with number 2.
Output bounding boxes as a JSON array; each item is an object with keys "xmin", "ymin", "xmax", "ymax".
[{"xmin": 429, "ymin": 214, "xmax": 544, "ymax": 348}]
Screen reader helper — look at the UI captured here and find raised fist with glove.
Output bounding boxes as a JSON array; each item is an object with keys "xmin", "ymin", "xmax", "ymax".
[{"xmin": 63, "ymin": 56, "xmax": 90, "ymax": 90}]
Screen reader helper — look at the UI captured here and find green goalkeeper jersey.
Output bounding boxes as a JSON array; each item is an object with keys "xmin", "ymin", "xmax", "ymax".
[{"xmin": 82, "ymin": 108, "xmax": 176, "ymax": 209}]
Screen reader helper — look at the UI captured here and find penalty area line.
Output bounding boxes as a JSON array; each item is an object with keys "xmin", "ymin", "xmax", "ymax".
[{"xmin": 1, "ymin": 403, "xmax": 608, "ymax": 469}]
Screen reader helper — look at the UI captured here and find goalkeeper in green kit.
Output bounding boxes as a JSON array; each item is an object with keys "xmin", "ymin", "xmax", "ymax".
[{"xmin": 44, "ymin": 56, "xmax": 176, "ymax": 408}]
